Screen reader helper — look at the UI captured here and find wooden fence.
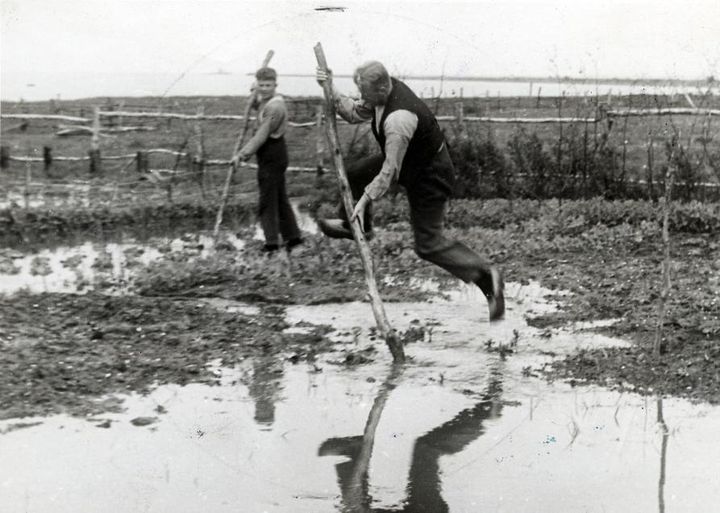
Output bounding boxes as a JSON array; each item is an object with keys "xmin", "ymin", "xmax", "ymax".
[
  {"xmin": 2, "ymin": 102, "xmax": 719, "ymax": 208},
  {"xmin": 3, "ymin": 104, "xmax": 718, "ymax": 169}
]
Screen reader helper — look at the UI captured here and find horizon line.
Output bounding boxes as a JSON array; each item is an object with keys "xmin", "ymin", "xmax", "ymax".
[{"xmin": 267, "ymin": 73, "xmax": 716, "ymax": 86}]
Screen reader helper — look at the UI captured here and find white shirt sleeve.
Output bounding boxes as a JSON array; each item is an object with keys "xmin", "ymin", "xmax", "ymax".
[
  {"xmin": 333, "ymin": 85, "xmax": 373, "ymax": 123},
  {"xmin": 364, "ymin": 110, "xmax": 418, "ymax": 200}
]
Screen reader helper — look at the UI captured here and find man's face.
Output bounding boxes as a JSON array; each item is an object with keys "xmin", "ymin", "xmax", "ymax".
[
  {"xmin": 358, "ymin": 83, "xmax": 388, "ymax": 107},
  {"xmin": 256, "ymin": 79, "xmax": 277, "ymax": 100}
]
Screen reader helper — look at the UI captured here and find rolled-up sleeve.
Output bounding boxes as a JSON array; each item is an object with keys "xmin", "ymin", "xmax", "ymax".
[
  {"xmin": 364, "ymin": 110, "xmax": 418, "ymax": 200},
  {"xmin": 334, "ymin": 88, "xmax": 373, "ymax": 124},
  {"xmin": 240, "ymin": 101, "xmax": 284, "ymax": 156}
]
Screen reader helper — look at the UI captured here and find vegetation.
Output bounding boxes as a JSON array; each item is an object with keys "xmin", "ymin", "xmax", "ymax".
[{"xmin": 1, "ymin": 92, "xmax": 719, "ymax": 409}]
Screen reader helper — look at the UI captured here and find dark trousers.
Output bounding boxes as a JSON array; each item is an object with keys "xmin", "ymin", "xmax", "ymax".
[
  {"xmin": 256, "ymin": 137, "xmax": 300, "ymax": 246},
  {"xmin": 337, "ymin": 146, "xmax": 493, "ymax": 288}
]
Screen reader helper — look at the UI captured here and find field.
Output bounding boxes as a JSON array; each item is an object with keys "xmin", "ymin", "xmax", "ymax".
[
  {"xmin": 1, "ymin": 91, "xmax": 720, "ymax": 402},
  {"xmin": 2, "ymin": 91, "xmax": 720, "ymax": 203},
  {"xmin": 2, "ymin": 92, "xmax": 720, "ymax": 510}
]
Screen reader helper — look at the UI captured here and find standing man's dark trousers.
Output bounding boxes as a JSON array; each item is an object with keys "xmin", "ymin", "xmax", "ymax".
[
  {"xmin": 256, "ymin": 137, "xmax": 301, "ymax": 247},
  {"xmin": 337, "ymin": 146, "xmax": 495, "ymax": 293}
]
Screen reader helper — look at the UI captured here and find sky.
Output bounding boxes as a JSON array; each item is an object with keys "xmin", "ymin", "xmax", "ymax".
[{"xmin": 1, "ymin": 0, "xmax": 719, "ymax": 81}]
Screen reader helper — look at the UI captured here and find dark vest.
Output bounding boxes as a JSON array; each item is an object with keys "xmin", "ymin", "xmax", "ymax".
[{"xmin": 370, "ymin": 78, "xmax": 445, "ymax": 179}]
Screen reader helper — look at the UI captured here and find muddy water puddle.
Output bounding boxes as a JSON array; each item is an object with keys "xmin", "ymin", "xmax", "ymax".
[
  {"xmin": 2, "ymin": 287, "xmax": 718, "ymax": 512},
  {"xmin": 0, "ymin": 233, "xmax": 244, "ymax": 295},
  {"xmin": 0, "ymin": 203, "xmax": 316, "ymax": 296}
]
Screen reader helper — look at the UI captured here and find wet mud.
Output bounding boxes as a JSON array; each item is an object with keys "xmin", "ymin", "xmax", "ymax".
[
  {"xmin": 1, "ymin": 298, "xmax": 718, "ymax": 512},
  {"xmin": 0, "ymin": 201, "xmax": 718, "ymax": 420},
  {"xmin": 1, "ymin": 202, "xmax": 720, "ymax": 512}
]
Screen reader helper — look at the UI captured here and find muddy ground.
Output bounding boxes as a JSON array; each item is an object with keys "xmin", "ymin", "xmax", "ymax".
[{"xmin": 1, "ymin": 198, "xmax": 719, "ymax": 420}]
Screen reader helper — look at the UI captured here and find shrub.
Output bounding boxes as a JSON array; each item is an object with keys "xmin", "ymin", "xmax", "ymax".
[
  {"xmin": 507, "ymin": 129, "xmax": 554, "ymax": 199},
  {"xmin": 446, "ymin": 127, "xmax": 511, "ymax": 199}
]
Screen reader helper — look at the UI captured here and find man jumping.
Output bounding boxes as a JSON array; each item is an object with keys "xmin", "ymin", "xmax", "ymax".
[{"xmin": 316, "ymin": 61, "xmax": 505, "ymax": 321}]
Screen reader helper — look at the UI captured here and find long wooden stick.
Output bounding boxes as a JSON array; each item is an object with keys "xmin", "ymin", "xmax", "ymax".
[
  {"xmin": 654, "ymin": 135, "xmax": 678, "ymax": 356},
  {"xmin": 212, "ymin": 49, "xmax": 274, "ymax": 242},
  {"xmin": 313, "ymin": 42, "xmax": 405, "ymax": 363}
]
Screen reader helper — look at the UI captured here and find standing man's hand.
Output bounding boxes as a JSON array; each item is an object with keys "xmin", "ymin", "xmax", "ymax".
[
  {"xmin": 350, "ymin": 193, "xmax": 371, "ymax": 233},
  {"xmin": 232, "ymin": 151, "xmax": 248, "ymax": 168}
]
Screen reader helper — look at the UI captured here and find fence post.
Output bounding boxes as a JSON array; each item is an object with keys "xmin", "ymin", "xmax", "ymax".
[
  {"xmin": 456, "ymin": 101, "xmax": 466, "ymax": 138},
  {"xmin": 646, "ymin": 134, "xmax": 655, "ymax": 200},
  {"xmin": 194, "ymin": 104, "xmax": 206, "ymax": 198},
  {"xmin": 0, "ymin": 146, "xmax": 9, "ymax": 170},
  {"xmin": 654, "ymin": 135, "xmax": 678, "ymax": 356},
  {"xmin": 164, "ymin": 102, "xmax": 172, "ymax": 129},
  {"xmin": 24, "ymin": 156, "xmax": 32, "ymax": 209},
  {"xmin": 315, "ymin": 104, "xmax": 325, "ymax": 176},
  {"xmin": 136, "ymin": 151, "xmax": 148, "ymax": 174},
  {"xmin": 105, "ymin": 98, "xmax": 115, "ymax": 127},
  {"xmin": 620, "ymin": 96, "xmax": 632, "ymax": 187},
  {"xmin": 89, "ymin": 106, "xmax": 102, "ymax": 175},
  {"xmin": 43, "ymin": 146, "xmax": 52, "ymax": 175}
]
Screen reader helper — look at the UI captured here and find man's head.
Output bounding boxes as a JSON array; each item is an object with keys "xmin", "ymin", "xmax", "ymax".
[
  {"xmin": 353, "ymin": 61, "xmax": 391, "ymax": 106},
  {"xmin": 255, "ymin": 67, "xmax": 278, "ymax": 100}
]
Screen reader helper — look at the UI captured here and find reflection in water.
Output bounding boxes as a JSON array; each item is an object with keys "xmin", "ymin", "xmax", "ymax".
[
  {"xmin": 657, "ymin": 398, "xmax": 669, "ymax": 513},
  {"xmin": 319, "ymin": 364, "xmax": 404, "ymax": 512},
  {"xmin": 247, "ymin": 356, "xmax": 284, "ymax": 427},
  {"xmin": 320, "ymin": 365, "xmax": 504, "ymax": 513}
]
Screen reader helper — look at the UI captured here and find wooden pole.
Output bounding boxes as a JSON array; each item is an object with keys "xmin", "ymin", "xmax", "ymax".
[
  {"xmin": 195, "ymin": 104, "xmax": 207, "ymax": 199},
  {"xmin": 24, "ymin": 153, "xmax": 31, "ymax": 209},
  {"xmin": 654, "ymin": 135, "xmax": 678, "ymax": 356},
  {"xmin": 89, "ymin": 106, "xmax": 102, "ymax": 175},
  {"xmin": 213, "ymin": 49, "xmax": 274, "ymax": 242},
  {"xmin": 43, "ymin": 146, "xmax": 52, "ymax": 176},
  {"xmin": 315, "ymin": 104, "xmax": 325, "ymax": 176},
  {"xmin": 1, "ymin": 146, "xmax": 10, "ymax": 170},
  {"xmin": 646, "ymin": 133, "xmax": 655, "ymax": 200},
  {"xmin": 136, "ymin": 151, "xmax": 148, "ymax": 174},
  {"xmin": 456, "ymin": 101, "xmax": 465, "ymax": 139},
  {"xmin": 314, "ymin": 42, "xmax": 405, "ymax": 363}
]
